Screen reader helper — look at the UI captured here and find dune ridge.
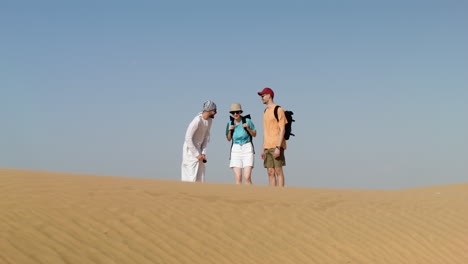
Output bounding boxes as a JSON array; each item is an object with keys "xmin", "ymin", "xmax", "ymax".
[{"xmin": 1, "ymin": 168, "xmax": 467, "ymax": 264}]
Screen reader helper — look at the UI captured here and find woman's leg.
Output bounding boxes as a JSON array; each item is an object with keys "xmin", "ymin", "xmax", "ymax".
[
  {"xmin": 243, "ymin": 166, "xmax": 253, "ymax": 184},
  {"xmin": 233, "ymin": 167, "xmax": 243, "ymax": 184}
]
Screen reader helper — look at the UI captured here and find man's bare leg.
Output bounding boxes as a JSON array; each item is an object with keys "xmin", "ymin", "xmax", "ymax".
[
  {"xmin": 268, "ymin": 168, "xmax": 276, "ymax": 186},
  {"xmin": 275, "ymin": 167, "xmax": 284, "ymax": 187}
]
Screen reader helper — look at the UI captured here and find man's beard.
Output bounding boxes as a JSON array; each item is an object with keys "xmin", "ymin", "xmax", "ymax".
[{"xmin": 209, "ymin": 114, "xmax": 216, "ymax": 119}]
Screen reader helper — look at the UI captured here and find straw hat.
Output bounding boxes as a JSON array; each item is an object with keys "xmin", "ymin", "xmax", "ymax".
[{"xmin": 230, "ymin": 103, "xmax": 243, "ymax": 112}]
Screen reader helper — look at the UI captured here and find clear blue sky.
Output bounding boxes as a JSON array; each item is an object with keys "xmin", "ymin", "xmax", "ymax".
[{"xmin": 2, "ymin": 0, "xmax": 467, "ymax": 189}]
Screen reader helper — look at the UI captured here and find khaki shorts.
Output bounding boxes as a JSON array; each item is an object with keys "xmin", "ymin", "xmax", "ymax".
[{"xmin": 263, "ymin": 148, "xmax": 286, "ymax": 168}]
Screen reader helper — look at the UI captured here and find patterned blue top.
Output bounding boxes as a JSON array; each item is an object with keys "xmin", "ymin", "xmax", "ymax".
[{"xmin": 225, "ymin": 118, "xmax": 256, "ymax": 144}]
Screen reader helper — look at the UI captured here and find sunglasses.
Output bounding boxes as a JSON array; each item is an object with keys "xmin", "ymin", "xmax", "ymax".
[{"xmin": 230, "ymin": 111, "xmax": 242, "ymax": 115}]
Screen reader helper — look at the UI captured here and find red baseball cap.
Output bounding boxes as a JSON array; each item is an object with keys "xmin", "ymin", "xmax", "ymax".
[{"xmin": 258, "ymin": 87, "xmax": 274, "ymax": 98}]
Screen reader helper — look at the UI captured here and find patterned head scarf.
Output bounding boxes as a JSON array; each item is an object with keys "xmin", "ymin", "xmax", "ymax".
[{"xmin": 202, "ymin": 100, "xmax": 217, "ymax": 112}]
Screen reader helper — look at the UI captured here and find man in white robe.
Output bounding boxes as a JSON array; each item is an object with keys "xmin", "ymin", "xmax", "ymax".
[{"xmin": 181, "ymin": 100, "xmax": 217, "ymax": 182}]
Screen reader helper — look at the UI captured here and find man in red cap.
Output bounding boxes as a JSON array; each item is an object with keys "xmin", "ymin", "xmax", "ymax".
[{"xmin": 258, "ymin": 87, "xmax": 287, "ymax": 187}]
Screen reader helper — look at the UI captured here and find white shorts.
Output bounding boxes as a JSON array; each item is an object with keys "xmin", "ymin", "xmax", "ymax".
[{"xmin": 229, "ymin": 142, "xmax": 254, "ymax": 168}]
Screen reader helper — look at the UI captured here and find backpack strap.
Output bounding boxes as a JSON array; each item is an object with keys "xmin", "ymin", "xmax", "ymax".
[
  {"xmin": 274, "ymin": 105, "xmax": 280, "ymax": 122},
  {"xmin": 241, "ymin": 115, "xmax": 255, "ymax": 154},
  {"xmin": 229, "ymin": 116, "xmax": 235, "ymax": 133},
  {"xmin": 241, "ymin": 115, "xmax": 252, "ymax": 136},
  {"xmin": 229, "ymin": 116, "xmax": 235, "ymax": 159},
  {"xmin": 264, "ymin": 105, "xmax": 281, "ymax": 122}
]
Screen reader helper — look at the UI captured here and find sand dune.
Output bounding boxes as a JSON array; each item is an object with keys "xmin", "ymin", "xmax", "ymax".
[{"xmin": 1, "ymin": 168, "xmax": 467, "ymax": 264}]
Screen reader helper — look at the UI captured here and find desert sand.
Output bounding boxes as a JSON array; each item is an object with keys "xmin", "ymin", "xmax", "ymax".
[{"xmin": 1, "ymin": 168, "xmax": 467, "ymax": 264}]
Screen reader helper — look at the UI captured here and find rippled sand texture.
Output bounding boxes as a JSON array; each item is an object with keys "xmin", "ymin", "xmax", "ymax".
[{"xmin": 1, "ymin": 168, "xmax": 467, "ymax": 264}]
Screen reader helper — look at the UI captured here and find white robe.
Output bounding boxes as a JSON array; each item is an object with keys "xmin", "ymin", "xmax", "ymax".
[{"xmin": 181, "ymin": 113, "xmax": 212, "ymax": 182}]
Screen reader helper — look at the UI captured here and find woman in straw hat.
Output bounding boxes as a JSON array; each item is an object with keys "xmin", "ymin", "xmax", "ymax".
[{"xmin": 226, "ymin": 103, "xmax": 257, "ymax": 184}]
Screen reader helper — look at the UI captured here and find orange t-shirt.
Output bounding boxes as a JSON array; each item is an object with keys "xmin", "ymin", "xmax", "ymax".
[{"xmin": 263, "ymin": 105, "xmax": 288, "ymax": 150}]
